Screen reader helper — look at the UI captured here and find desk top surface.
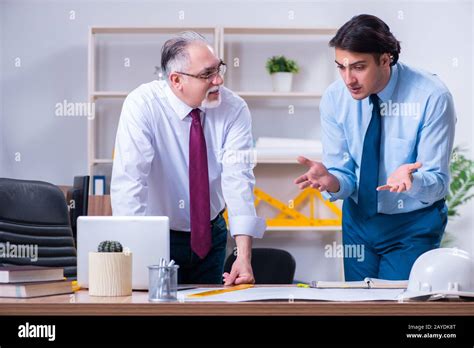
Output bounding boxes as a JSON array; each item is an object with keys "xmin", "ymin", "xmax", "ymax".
[{"xmin": 0, "ymin": 286, "xmax": 473, "ymax": 316}]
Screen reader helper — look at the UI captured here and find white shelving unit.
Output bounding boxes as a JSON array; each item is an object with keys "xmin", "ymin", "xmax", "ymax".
[
  {"xmin": 88, "ymin": 26, "xmax": 337, "ymax": 171},
  {"xmin": 88, "ymin": 26, "xmax": 337, "ymax": 173}
]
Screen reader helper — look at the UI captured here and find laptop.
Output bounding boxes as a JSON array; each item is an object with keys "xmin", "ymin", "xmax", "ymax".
[{"xmin": 77, "ymin": 216, "xmax": 170, "ymax": 290}]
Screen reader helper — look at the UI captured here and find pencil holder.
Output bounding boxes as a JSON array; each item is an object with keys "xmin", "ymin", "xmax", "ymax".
[{"xmin": 148, "ymin": 264, "xmax": 179, "ymax": 302}]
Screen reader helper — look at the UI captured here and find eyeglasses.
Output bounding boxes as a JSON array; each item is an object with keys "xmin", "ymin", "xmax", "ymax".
[{"xmin": 175, "ymin": 60, "xmax": 227, "ymax": 82}]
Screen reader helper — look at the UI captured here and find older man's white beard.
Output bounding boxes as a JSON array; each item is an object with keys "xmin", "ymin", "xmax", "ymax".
[{"xmin": 201, "ymin": 88, "xmax": 222, "ymax": 109}]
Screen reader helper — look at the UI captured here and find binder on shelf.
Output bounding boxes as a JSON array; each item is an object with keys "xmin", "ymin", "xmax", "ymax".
[{"xmin": 92, "ymin": 175, "xmax": 106, "ymax": 196}]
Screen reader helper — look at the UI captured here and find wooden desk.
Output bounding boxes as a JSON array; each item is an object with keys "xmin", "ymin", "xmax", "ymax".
[{"xmin": 0, "ymin": 289, "xmax": 472, "ymax": 316}]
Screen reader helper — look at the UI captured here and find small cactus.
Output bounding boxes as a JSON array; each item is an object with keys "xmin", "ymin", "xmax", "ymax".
[{"xmin": 98, "ymin": 240, "xmax": 123, "ymax": 253}]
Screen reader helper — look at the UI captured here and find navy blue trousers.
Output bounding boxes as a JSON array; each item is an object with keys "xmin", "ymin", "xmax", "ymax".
[
  {"xmin": 170, "ymin": 214, "xmax": 227, "ymax": 284},
  {"xmin": 342, "ymin": 198, "xmax": 447, "ymax": 281}
]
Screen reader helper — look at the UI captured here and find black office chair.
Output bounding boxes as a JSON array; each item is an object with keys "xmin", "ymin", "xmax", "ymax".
[
  {"xmin": 66, "ymin": 176, "xmax": 90, "ymax": 246},
  {"xmin": 0, "ymin": 178, "xmax": 77, "ymax": 278},
  {"xmin": 224, "ymin": 248, "xmax": 296, "ymax": 284}
]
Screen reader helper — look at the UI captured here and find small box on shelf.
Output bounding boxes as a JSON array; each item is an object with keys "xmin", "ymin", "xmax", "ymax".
[{"xmin": 92, "ymin": 175, "xmax": 106, "ymax": 196}]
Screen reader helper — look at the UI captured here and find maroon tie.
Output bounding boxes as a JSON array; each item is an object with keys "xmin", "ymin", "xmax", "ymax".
[{"xmin": 189, "ymin": 108, "xmax": 211, "ymax": 259}]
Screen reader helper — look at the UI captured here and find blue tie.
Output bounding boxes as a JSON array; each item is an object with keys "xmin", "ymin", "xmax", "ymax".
[{"xmin": 358, "ymin": 94, "xmax": 381, "ymax": 218}]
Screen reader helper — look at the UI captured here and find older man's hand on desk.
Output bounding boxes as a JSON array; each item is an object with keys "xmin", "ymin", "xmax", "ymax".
[
  {"xmin": 222, "ymin": 257, "xmax": 255, "ymax": 286},
  {"xmin": 222, "ymin": 235, "xmax": 255, "ymax": 286}
]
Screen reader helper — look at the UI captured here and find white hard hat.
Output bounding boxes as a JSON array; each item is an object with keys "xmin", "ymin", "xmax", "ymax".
[{"xmin": 402, "ymin": 248, "xmax": 474, "ymax": 300}]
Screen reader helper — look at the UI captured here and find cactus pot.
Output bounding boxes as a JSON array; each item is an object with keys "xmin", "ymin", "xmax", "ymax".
[{"xmin": 88, "ymin": 252, "xmax": 132, "ymax": 296}]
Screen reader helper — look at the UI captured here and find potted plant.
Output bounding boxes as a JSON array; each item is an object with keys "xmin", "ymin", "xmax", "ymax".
[
  {"xmin": 89, "ymin": 240, "xmax": 132, "ymax": 296},
  {"xmin": 266, "ymin": 55, "xmax": 300, "ymax": 92},
  {"xmin": 441, "ymin": 146, "xmax": 474, "ymax": 246}
]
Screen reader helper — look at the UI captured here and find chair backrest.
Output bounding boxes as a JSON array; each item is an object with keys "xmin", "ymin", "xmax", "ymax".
[
  {"xmin": 0, "ymin": 178, "xmax": 77, "ymax": 278},
  {"xmin": 224, "ymin": 248, "xmax": 296, "ymax": 284},
  {"xmin": 67, "ymin": 176, "xmax": 90, "ymax": 245}
]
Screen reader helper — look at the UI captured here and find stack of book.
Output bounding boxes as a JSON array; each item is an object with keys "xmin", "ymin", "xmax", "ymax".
[{"xmin": 0, "ymin": 265, "xmax": 73, "ymax": 298}]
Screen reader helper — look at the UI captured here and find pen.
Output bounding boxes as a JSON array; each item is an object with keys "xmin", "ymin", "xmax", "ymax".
[{"xmin": 158, "ymin": 258, "xmax": 166, "ymax": 298}]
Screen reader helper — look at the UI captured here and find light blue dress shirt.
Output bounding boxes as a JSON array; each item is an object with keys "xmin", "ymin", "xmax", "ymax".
[
  {"xmin": 111, "ymin": 80, "xmax": 266, "ymax": 238},
  {"xmin": 322, "ymin": 62, "xmax": 456, "ymax": 214}
]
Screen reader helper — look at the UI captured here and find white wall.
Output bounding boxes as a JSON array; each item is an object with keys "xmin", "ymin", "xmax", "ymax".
[
  {"xmin": 1, "ymin": 0, "xmax": 472, "ymax": 282},
  {"xmin": 0, "ymin": 0, "xmax": 4, "ymax": 178}
]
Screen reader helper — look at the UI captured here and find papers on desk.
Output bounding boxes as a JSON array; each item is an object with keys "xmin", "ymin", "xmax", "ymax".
[{"xmin": 178, "ymin": 286, "xmax": 406, "ymax": 302}]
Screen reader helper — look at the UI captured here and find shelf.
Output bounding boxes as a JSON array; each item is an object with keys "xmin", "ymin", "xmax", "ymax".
[
  {"xmin": 257, "ymin": 158, "xmax": 300, "ymax": 164},
  {"xmin": 223, "ymin": 27, "xmax": 337, "ymax": 36},
  {"xmin": 92, "ymin": 91, "xmax": 127, "ymax": 99},
  {"xmin": 266, "ymin": 226, "xmax": 341, "ymax": 231},
  {"xmin": 91, "ymin": 91, "xmax": 323, "ymax": 100},
  {"xmin": 91, "ymin": 26, "xmax": 218, "ymax": 34},
  {"xmin": 92, "ymin": 155, "xmax": 321, "ymax": 165},
  {"xmin": 93, "ymin": 158, "xmax": 113, "ymax": 164},
  {"xmin": 236, "ymin": 92, "xmax": 322, "ymax": 98},
  {"xmin": 256, "ymin": 156, "xmax": 322, "ymax": 164}
]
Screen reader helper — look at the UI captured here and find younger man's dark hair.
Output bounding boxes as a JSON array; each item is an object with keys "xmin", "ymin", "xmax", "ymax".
[{"xmin": 329, "ymin": 14, "xmax": 401, "ymax": 66}]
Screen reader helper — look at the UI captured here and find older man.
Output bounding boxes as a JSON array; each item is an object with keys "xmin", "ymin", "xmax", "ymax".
[{"xmin": 111, "ymin": 31, "xmax": 265, "ymax": 285}]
